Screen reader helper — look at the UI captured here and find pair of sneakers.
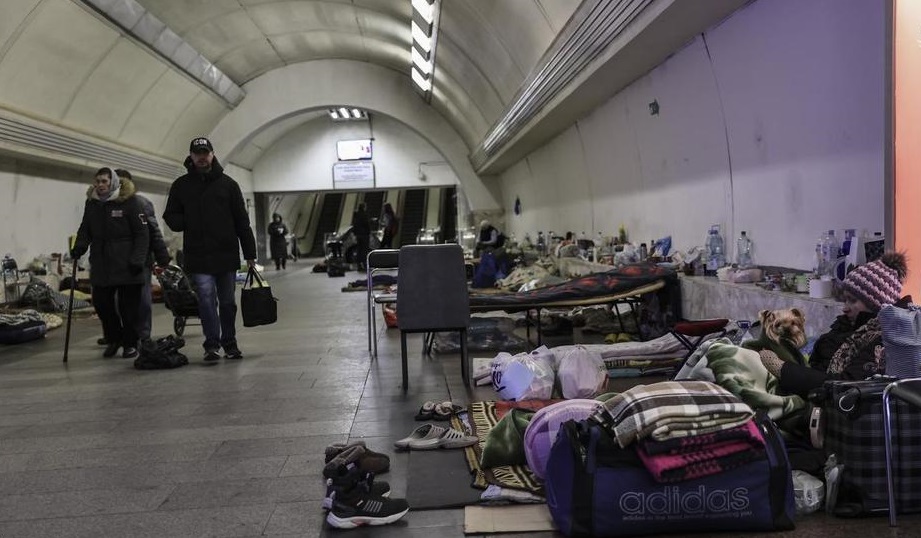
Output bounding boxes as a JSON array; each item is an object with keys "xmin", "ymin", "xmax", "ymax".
[
  {"xmin": 103, "ymin": 343, "xmax": 138, "ymax": 359},
  {"xmin": 324, "ymin": 464, "xmax": 409, "ymax": 529},
  {"xmin": 203, "ymin": 344, "xmax": 243, "ymax": 362}
]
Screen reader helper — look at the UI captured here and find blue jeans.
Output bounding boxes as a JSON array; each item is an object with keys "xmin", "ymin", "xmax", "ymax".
[{"xmin": 190, "ymin": 271, "xmax": 238, "ymax": 351}]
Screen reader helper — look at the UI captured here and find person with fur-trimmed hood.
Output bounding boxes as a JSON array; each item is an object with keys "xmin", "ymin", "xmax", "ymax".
[
  {"xmin": 72, "ymin": 167, "xmax": 150, "ymax": 359},
  {"xmin": 759, "ymin": 252, "xmax": 909, "ymax": 398}
]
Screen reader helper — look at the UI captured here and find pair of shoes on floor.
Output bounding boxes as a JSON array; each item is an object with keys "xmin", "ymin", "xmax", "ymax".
[
  {"xmin": 324, "ymin": 441, "xmax": 390, "ymax": 475},
  {"xmin": 324, "ymin": 463, "xmax": 391, "ymax": 509},
  {"xmin": 414, "ymin": 400, "xmax": 466, "ymax": 421},
  {"xmin": 223, "ymin": 344, "xmax": 243, "ymax": 360},
  {"xmin": 324, "ymin": 464, "xmax": 408, "ymax": 529},
  {"xmin": 394, "ymin": 423, "xmax": 477, "ymax": 450}
]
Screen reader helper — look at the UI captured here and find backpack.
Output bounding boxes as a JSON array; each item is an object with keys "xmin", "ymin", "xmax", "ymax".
[{"xmin": 134, "ymin": 335, "xmax": 189, "ymax": 370}]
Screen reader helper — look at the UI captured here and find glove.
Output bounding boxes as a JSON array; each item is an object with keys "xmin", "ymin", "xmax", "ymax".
[{"xmin": 759, "ymin": 349, "xmax": 785, "ymax": 377}]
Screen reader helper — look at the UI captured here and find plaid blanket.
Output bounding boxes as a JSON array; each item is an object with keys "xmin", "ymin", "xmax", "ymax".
[
  {"xmin": 637, "ymin": 419, "xmax": 766, "ymax": 483},
  {"xmin": 596, "ymin": 380, "xmax": 753, "ymax": 448}
]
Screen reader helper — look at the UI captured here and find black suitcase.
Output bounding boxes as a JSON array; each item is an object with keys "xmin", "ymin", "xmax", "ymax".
[{"xmin": 820, "ymin": 378, "xmax": 921, "ymax": 516}]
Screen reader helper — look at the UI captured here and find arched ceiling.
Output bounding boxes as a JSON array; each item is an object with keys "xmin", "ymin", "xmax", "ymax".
[{"xmin": 0, "ymin": 0, "xmax": 750, "ymax": 190}]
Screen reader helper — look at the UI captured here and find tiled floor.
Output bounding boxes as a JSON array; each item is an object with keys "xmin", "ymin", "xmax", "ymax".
[{"xmin": 0, "ymin": 261, "xmax": 919, "ymax": 537}]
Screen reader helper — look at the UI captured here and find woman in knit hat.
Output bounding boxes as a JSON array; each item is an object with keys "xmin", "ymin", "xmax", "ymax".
[{"xmin": 760, "ymin": 252, "xmax": 908, "ymax": 398}]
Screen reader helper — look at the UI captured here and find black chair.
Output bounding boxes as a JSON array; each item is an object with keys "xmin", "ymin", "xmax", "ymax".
[
  {"xmin": 882, "ymin": 378, "xmax": 921, "ymax": 526},
  {"xmin": 366, "ymin": 249, "xmax": 399, "ymax": 358},
  {"xmin": 396, "ymin": 244, "xmax": 470, "ymax": 389}
]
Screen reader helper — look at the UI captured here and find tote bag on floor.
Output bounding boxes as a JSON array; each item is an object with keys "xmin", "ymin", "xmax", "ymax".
[{"xmin": 241, "ymin": 267, "xmax": 277, "ymax": 327}]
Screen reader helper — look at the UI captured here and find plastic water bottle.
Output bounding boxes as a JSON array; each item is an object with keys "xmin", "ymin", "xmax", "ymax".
[
  {"xmin": 736, "ymin": 231, "xmax": 753, "ymax": 268},
  {"xmin": 821, "ymin": 230, "xmax": 838, "ymax": 278},
  {"xmin": 638, "ymin": 243, "xmax": 648, "ymax": 261},
  {"xmin": 536, "ymin": 231, "xmax": 546, "ymax": 255},
  {"xmin": 706, "ymin": 225, "xmax": 725, "ymax": 275}
]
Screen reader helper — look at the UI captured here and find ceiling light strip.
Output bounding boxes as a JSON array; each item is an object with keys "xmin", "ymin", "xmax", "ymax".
[
  {"xmin": 481, "ymin": 0, "xmax": 648, "ymax": 150},
  {"xmin": 79, "ymin": 0, "xmax": 245, "ymax": 107},
  {"xmin": 470, "ymin": 0, "xmax": 653, "ymax": 169},
  {"xmin": 410, "ymin": 0, "xmax": 441, "ymax": 99}
]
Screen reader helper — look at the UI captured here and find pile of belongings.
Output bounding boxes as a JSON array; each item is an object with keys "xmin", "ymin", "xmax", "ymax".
[
  {"xmin": 133, "ymin": 335, "xmax": 189, "ymax": 370},
  {"xmin": 0, "ymin": 309, "xmax": 47, "ymax": 344},
  {"xmin": 555, "ymin": 332, "xmax": 688, "ymax": 378},
  {"xmin": 593, "ymin": 381, "xmax": 764, "ymax": 482}
]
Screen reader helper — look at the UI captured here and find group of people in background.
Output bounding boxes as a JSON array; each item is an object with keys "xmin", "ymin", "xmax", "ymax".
[{"xmin": 73, "ymin": 137, "xmax": 257, "ymax": 363}]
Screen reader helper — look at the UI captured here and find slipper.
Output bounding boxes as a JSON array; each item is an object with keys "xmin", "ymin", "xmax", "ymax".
[
  {"xmin": 394, "ymin": 424, "xmax": 440, "ymax": 449},
  {"xmin": 432, "ymin": 401, "xmax": 466, "ymax": 421},
  {"xmin": 408, "ymin": 425, "xmax": 478, "ymax": 450},
  {"xmin": 414, "ymin": 400, "xmax": 437, "ymax": 421}
]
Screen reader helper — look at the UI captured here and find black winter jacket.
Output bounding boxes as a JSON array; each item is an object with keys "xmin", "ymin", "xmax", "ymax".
[
  {"xmin": 136, "ymin": 194, "xmax": 170, "ymax": 267},
  {"xmin": 162, "ymin": 157, "xmax": 257, "ymax": 274},
  {"xmin": 73, "ymin": 179, "xmax": 150, "ymax": 287}
]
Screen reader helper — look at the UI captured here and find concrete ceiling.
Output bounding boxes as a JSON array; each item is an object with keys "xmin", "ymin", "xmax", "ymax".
[{"xmin": 0, "ymin": 0, "xmax": 750, "ymax": 184}]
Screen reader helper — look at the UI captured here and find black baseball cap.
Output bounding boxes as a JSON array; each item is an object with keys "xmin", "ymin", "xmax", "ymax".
[{"xmin": 189, "ymin": 137, "xmax": 213, "ymax": 153}]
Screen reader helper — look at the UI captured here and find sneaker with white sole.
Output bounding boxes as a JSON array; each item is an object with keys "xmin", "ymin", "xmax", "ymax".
[
  {"xmin": 203, "ymin": 349, "xmax": 221, "ymax": 363},
  {"xmin": 326, "ymin": 489, "xmax": 408, "ymax": 529}
]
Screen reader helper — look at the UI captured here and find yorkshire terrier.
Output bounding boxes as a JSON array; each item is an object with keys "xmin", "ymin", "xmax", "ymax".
[{"xmin": 742, "ymin": 308, "xmax": 808, "ymax": 365}]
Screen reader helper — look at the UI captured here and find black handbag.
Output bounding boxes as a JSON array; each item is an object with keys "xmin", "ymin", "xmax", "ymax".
[{"xmin": 241, "ymin": 267, "xmax": 278, "ymax": 327}]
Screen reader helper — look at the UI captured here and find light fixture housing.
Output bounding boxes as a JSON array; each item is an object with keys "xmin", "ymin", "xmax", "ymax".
[
  {"xmin": 328, "ymin": 107, "xmax": 368, "ymax": 121},
  {"xmin": 409, "ymin": 0, "xmax": 440, "ymax": 101}
]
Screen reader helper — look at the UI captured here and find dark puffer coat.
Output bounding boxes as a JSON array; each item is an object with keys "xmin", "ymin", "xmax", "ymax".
[
  {"xmin": 72, "ymin": 179, "xmax": 150, "ymax": 287},
  {"xmin": 162, "ymin": 156, "xmax": 257, "ymax": 274},
  {"xmin": 268, "ymin": 216, "xmax": 289, "ymax": 260}
]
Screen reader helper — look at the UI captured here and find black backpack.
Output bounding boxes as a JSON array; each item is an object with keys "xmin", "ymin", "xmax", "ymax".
[{"xmin": 134, "ymin": 335, "xmax": 189, "ymax": 370}]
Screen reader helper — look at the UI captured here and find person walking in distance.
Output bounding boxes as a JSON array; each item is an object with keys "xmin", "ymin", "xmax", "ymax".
[
  {"xmin": 116, "ymin": 169, "xmax": 170, "ymax": 342},
  {"xmin": 268, "ymin": 213, "xmax": 289, "ymax": 270},
  {"xmin": 163, "ymin": 137, "xmax": 257, "ymax": 362},
  {"xmin": 351, "ymin": 203, "xmax": 371, "ymax": 271},
  {"xmin": 71, "ymin": 167, "xmax": 150, "ymax": 359},
  {"xmin": 380, "ymin": 203, "xmax": 397, "ymax": 249}
]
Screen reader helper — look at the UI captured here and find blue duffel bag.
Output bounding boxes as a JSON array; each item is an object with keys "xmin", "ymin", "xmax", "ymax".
[{"xmin": 545, "ymin": 414, "xmax": 795, "ymax": 537}]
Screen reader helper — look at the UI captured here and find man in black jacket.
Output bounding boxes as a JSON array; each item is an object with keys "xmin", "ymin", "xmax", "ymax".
[
  {"xmin": 116, "ymin": 169, "xmax": 171, "ymax": 341},
  {"xmin": 163, "ymin": 138, "xmax": 257, "ymax": 362}
]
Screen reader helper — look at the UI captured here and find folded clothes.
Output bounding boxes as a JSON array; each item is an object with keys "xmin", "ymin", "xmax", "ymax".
[
  {"xmin": 638, "ymin": 442, "xmax": 764, "ymax": 483},
  {"xmin": 640, "ymin": 417, "xmax": 765, "ymax": 456}
]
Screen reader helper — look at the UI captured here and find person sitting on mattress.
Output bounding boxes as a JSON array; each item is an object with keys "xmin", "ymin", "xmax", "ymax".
[{"xmin": 759, "ymin": 252, "xmax": 907, "ymax": 398}]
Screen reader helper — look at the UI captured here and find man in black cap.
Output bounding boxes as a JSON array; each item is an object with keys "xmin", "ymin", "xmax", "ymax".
[{"xmin": 163, "ymin": 137, "xmax": 257, "ymax": 362}]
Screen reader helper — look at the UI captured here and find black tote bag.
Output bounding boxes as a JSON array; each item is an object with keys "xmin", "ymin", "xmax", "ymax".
[{"xmin": 241, "ymin": 267, "xmax": 278, "ymax": 327}]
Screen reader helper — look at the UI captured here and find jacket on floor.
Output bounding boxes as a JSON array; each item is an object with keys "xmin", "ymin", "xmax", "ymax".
[
  {"xmin": 73, "ymin": 178, "xmax": 150, "ymax": 287},
  {"xmin": 162, "ymin": 156, "xmax": 257, "ymax": 274}
]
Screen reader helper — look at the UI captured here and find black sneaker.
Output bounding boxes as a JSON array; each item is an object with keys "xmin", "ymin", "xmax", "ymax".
[
  {"xmin": 97, "ymin": 337, "xmax": 107, "ymax": 346},
  {"xmin": 326, "ymin": 489, "xmax": 408, "ymax": 529},
  {"xmin": 102, "ymin": 343, "xmax": 120, "ymax": 358},
  {"xmin": 203, "ymin": 349, "xmax": 221, "ymax": 363},
  {"xmin": 122, "ymin": 347, "xmax": 138, "ymax": 359},
  {"xmin": 223, "ymin": 345, "xmax": 243, "ymax": 360}
]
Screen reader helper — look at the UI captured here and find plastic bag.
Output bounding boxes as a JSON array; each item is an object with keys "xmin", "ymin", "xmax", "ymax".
[
  {"xmin": 555, "ymin": 346, "xmax": 606, "ymax": 399},
  {"xmin": 792, "ymin": 470, "xmax": 825, "ymax": 515},
  {"xmin": 491, "ymin": 346, "xmax": 556, "ymax": 401}
]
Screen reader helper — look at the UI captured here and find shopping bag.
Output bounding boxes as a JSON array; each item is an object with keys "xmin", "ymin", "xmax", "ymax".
[{"xmin": 241, "ymin": 267, "xmax": 277, "ymax": 327}]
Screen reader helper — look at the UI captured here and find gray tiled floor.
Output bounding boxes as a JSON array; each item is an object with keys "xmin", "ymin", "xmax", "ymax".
[{"xmin": 1, "ymin": 261, "xmax": 920, "ymax": 537}]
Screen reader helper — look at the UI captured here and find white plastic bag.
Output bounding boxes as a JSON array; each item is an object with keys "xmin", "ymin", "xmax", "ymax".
[
  {"xmin": 491, "ymin": 346, "xmax": 556, "ymax": 400},
  {"xmin": 555, "ymin": 346, "xmax": 606, "ymax": 399}
]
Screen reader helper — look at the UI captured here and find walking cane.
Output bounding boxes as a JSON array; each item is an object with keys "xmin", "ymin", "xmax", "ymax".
[{"xmin": 62, "ymin": 256, "xmax": 78, "ymax": 363}]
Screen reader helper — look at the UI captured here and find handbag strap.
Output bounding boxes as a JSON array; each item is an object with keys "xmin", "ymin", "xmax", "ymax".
[{"xmin": 244, "ymin": 266, "xmax": 267, "ymax": 289}]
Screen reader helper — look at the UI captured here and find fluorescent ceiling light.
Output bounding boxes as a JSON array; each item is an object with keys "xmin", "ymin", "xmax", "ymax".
[
  {"xmin": 412, "ymin": 0, "xmax": 434, "ymax": 24},
  {"xmin": 412, "ymin": 47, "xmax": 432, "ymax": 75},
  {"xmin": 411, "ymin": 21, "xmax": 431, "ymax": 52},
  {"xmin": 412, "ymin": 67, "xmax": 431, "ymax": 92},
  {"xmin": 338, "ymin": 107, "xmax": 350, "ymax": 118},
  {"xmin": 329, "ymin": 109, "xmax": 340, "ymax": 120},
  {"xmin": 350, "ymin": 108, "xmax": 362, "ymax": 118}
]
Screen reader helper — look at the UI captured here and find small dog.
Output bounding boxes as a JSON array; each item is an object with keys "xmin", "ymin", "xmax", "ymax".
[{"xmin": 742, "ymin": 308, "xmax": 807, "ymax": 365}]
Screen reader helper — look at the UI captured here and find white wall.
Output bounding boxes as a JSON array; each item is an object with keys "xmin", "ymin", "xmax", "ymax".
[
  {"xmin": 252, "ymin": 115, "xmax": 458, "ymax": 192},
  {"xmin": 500, "ymin": 0, "xmax": 884, "ymax": 270},
  {"xmin": 0, "ymin": 156, "xmax": 171, "ymax": 264}
]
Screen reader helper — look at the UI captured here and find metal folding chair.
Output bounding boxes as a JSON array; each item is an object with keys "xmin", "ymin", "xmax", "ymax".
[{"xmin": 366, "ymin": 249, "xmax": 399, "ymax": 358}]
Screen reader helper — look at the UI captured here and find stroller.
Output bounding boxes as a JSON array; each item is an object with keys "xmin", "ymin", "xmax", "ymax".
[{"xmin": 157, "ymin": 264, "xmax": 200, "ymax": 336}]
